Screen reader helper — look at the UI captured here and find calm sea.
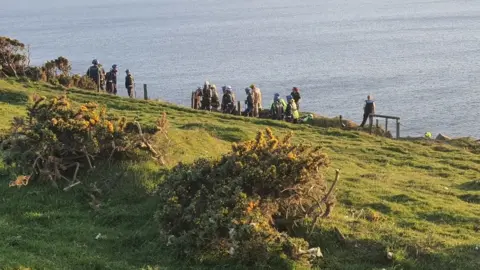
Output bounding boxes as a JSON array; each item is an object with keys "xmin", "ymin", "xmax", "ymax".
[{"xmin": 1, "ymin": 0, "xmax": 480, "ymax": 137}]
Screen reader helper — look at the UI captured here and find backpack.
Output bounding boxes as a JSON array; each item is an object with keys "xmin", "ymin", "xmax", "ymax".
[
  {"xmin": 271, "ymin": 101, "xmax": 284, "ymax": 119},
  {"xmin": 365, "ymin": 100, "xmax": 374, "ymax": 114},
  {"xmin": 105, "ymin": 71, "xmax": 112, "ymax": 82},
  {"xmin": 87, "ymin": 66, "xmax": 99, "ymax": 79}
]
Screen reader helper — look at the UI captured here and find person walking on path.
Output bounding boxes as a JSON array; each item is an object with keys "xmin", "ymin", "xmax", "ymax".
[
  {"xmin": 360, "ymin": 95, "xmax": 376, "ymax": 127},
  {"xmin": 290, "ymin": 87, "xmax": 301, "ymax": 110},
  {"xmin": 125, "ymin": 69, "xmax": 135, "ymax": 98},
  {"xmin": 250, "ymin": 84, "xmax": 262, "ymax": 117}
]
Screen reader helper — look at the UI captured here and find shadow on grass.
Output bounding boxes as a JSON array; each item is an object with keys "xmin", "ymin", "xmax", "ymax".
[
  {"xmin": 418, "ymin": 210, "xmax": 479, "ymax": 225},
  {"xmin": 308, "ymin": 226, "xmax": 480, "ymax": 270},
  {"xmin": 457, "ymin": 194, "xmax": 480, "ymax": 204},
  {"xmin": 0, "ymin": 89, "xmax": 29, "ymax": 105},
  {"xmin": 0, "ymin": 161, "xmax": 172, "ymax": 270},
  {"xmin": 457, "ymin": 180, "xmax": 480, "ymax": 191},
  {"xmin": 180, "ymin": 122, "xmax": 248, "ymax": 142},
  {"xmin": 383, "ymin": 194, "xmax": 418, "ymax": 204}
]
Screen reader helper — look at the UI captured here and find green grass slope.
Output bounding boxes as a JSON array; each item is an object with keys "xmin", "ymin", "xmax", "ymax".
[{"xmin": 0, "ymin": 78, "xmax": 479, "ymax": 270}]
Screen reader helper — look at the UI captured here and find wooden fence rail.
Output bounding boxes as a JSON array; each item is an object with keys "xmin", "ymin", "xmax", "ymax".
[{"xmin": 369, "ymin": 114, "xmax": 401, "ymax": 139}]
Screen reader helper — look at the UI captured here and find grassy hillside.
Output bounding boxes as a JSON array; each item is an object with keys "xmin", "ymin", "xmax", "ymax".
[{"xmin": 0, "ymin": 78, "xmax": 479, "ymax": 270}]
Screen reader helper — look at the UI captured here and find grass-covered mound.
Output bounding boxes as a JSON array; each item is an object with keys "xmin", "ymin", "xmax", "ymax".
[{"xmin": 156, "ymin": 129, "xmax": 335, "ymax": 268}]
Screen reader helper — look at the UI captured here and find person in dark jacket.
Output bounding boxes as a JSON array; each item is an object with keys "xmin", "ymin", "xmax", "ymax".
[
  {"xmin": 290, "ymin": 87, "xmax": 301, "ymax": 110},
  {"xmin": 86, "ymin": 59, "xmax": 101, "ymax": 91},
  {"xmin": 201, "ymin": 81, "xmax": 212, "ymax": 110},
  {"xmin": 125, "ymin": 69, "xmax": 134, "ymax": 98},
  {"xmin": 360, "ymin": 95, "xmax": 376, "ymax": 127},
  {"xmin": 194, "ymin": 86, "xmax": 202, "ymax": 109},
  {"xmin": 106, "ymin": 64, "xmax": 118, "ymax": 94},
  {"xmin": 243, "ymin": 87, "xmax": 254, "ymax": 117},
  {"xmin": 221, "ymin": 86, "xmax": 235, "ymax": 114}
]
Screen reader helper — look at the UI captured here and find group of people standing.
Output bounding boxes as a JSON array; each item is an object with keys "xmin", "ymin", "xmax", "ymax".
[
  {"xmin": 193, "ymin": 82, "xmax": 302, "ymax": 123},
  {"xmin": 192, "ymin": 82, "xmax": 377, "ymax": 128},
  {"xmin": 84, "ymin": 63, "xmax": 376, "ymax": 128},
  {"xmin": 86, "ymin": 59, "xmax": 135, "ymax": 97}
]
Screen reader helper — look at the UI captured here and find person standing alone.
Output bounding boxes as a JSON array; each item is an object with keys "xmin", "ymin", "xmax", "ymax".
[
  {"xmin": 125, "ymin": 69, "xmax": 135, "ymax": 98},
  {"xmin": 360, "ymin": 95, "xmax": 376, "ymax": 127}
]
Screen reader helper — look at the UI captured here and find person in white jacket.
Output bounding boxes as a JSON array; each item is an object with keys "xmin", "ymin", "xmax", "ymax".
[{"xmin": 250, "ymin": 84, "xmax": 262, "ymax": 117}]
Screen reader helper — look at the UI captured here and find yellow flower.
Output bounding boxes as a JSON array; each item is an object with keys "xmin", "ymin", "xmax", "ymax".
[
  {"xmin": 287, "ymin": 152, "xmax": 296, "ymax": 160},
  {"xmin": 89, "ymin": 119, "xmax": 96, "ymax": 125},
  {"xmin": 51, "ymin": 118, "xmax": 58, "ymax": 126},
  {"xmin": 81, "ymin": 120, "xmax": 90, "ymax": 129},
  {"xmin": 91, "ymin": 112, "xmax": 100, "ymax": 123},
  {"xmin": 80, "ymin": 105, "xmax": 88, "ymax": 112},
  {"xmin": 106, "ymin": 121, "xmax": 114, "ymax": 133}
]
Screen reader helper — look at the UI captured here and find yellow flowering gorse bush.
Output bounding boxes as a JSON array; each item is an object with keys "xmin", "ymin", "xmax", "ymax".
[
  {"xmin": 1, "ymin": 94, "xmax": 166, "ymax": 187},
  {"xmin": 155, "ymin": 129, "xmax": 336, "ymax": 268}
]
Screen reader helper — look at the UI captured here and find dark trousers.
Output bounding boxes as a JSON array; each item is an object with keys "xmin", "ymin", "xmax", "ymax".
[
  {"xmin": 127, "ymin": 87, "xmax": 134, "ymax": 98},
  {"xmin": 106, "ymin": 82, "xmax": 117, "ymax": 94},
  {"xmin": 360, "ymin": 113, "xmax": 373, "ymax": 127}
]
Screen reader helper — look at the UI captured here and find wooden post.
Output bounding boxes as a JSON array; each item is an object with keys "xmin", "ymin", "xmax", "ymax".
[
  {"xmin": 237, "ymin": 101, "xmax": 242, "ymax": 115},
  {"xmin": 143, "ymin": 84, "xmax": 148, "ymax": 100},
  {"xmin": 191, "ymin": 91, "xmax": 195, "ymax": 109},
  {"xmin": 369, "ymin": 114, "xmax": 373, "ymax": 134},
  {"xmin": 385, "ymin": 118, "xmax": 388, "ymax": 133},
  {"xmin": 396, "ymin": 120, "xmax": 400, "ymax": 139},
  {"xmin": 376, "ymin": 119, "xmax": 379, "ymax": 128}
]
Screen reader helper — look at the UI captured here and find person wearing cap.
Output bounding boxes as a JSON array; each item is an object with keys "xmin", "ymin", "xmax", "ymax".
[
  {"xmin": 106, "ymin": 64, "xmax": 118, "ymax": 94},
  {"xmin": 291, "ymin": 87, "xmax": 301, "ymax": 110},
  {"xmin": 250, "ymin": 84, "xmax": 262, "ymax": 117},
  {"xmin": 86, "ymin": 59, "xmax": 102, "ymax": 91},
  {"xmin": 125, "ymin": 69, "xmax": 135, "ymax": 98}
]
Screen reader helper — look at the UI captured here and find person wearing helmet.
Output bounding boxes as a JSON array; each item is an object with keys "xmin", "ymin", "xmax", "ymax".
[
  {"xmin": 125, "ymin": 69, "xmax": 135, "ymax": 98},
  {"xmin": 106, "ymin": 64, "xmax": 118, "ymax": 94},
  {"xmin": 201, "ymin": 81, "xmax": 212, "ymax": 110},
  {"xmin": 285, "ymin": 95, "xmax": 300, "ymax": 123},
  {"xmin": 244, "ymin": 87, "xmax": 254, "ymax": 117},
  {"xmin": 291, "ymin": 87, "xmax": 301, "ymax": 110},
  {"xmin": 250, "ymin": 84, "xmax": 262, "ymax": 117},
  {"xmin": 86, "ymin": 59, "xmax": 101, "ymax": 91},
  {"xmin": 270, "ymin": 93, "xmax": 287, "ymax": 120},
  {"xmin": 221, "ymin": 85, "xmax": 236, "ymax": 114}
]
